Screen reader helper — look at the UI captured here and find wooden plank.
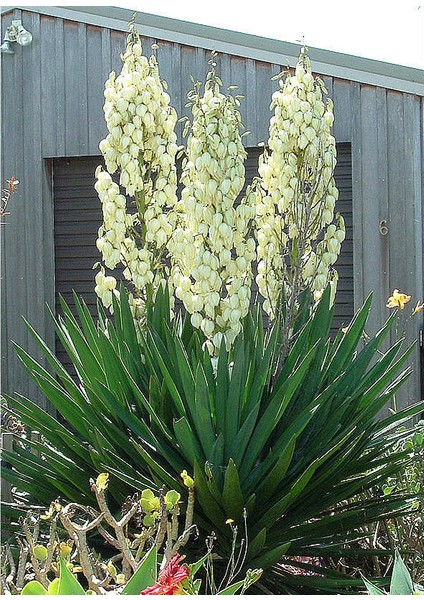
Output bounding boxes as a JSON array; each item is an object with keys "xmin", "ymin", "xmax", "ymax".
[
  {"xmin": 333, "ymin": 79, "xmax": 351, "ymax": 142},
  {"xmin": 422, "ymin": 99, "xmax": 424, "ymax": 300},
  {"xmin": 171, "ymin": 43, "xmax": 183, "ymax": 141},
  {"xmin": 20, "ymin": 12, "xmax": 53, "ymax": 410},
  {"xmin": 322, "ymin": 75, "xmax": 333, "ymax": 100},
  {"xmin": 78, "ymin": 22, "xmax": 89, "ymax": 154},
  {"xmin": 386, "ymin": 90, "xmax": 417, "ymax": 413},
  {"xmin": 179, "ymin": 43, "xmax": 206, "ymax": 129},
  {"xmin": 22, "ymin": 10, "xmax": 43, "ymax": 345},
  {"xmin": 87, "ymin": 24, "xmax": 106, "ymax": 154},
  {"xmin": 270, "ymin": 62, "xmax": 281, "ymax": 83},
  {"xmin": 101, "ymin": 26, "xmax": 112, "ymax": 84},
  {"xmin": 399, "ymin": 93, "xmax": 423, "ymax": 411},
  {"xmin": 0, "ymin": 13, "xmax": 17, "ymax": 401},
  {"xmin": 230, "ymin": 55, "xmax": 247, "ymax": 135},
  {"xmin": 421, "ymin": 93, "xmax": 424, "ymax": 405},
  {"xmin": 40, "ymin": 160, "xmax": 56, "ymax": 368},
  {"xmin": 375, "ymin": 86, "xmax": 390, "ymax": 355},
  {"xmin": 349, "ymin": 81, "xmax": 364, "ymax": 312},
  {"xmin": 402, "ymin": 94, "xmax": 423, "ymax": 298},
  {"xmin": 387, "ymin": 92, "xmax": 407, "ymax": 298},
  {"xmin": 110, "ymin": 29, "xmax": 125, "ymax": 74},
  {"xmin": 64, "ymin": 20, "xmax": 81, "ymax": 155},
  {"xmin": 4, "ymin": 10, "xmax": 29, "ymax": 400},
  {"xmin": 195, "ymin": 45, "xmax": 207, "ymax": 85},
  {"xmin": 54, "ymin": 16, "xmax": 66, "ymax": 156},
  {"xmin": 245, "ymin": 59, "xmax": 257, "ymax": 146},
  {"xmin": 255, "ymin": 61, "xmax": 274, "ymax": 145},
  {"xmin": 218, "ymin": 51, "xmax": 231, "ymax": 92},
  {"xmin": 1, "ymin": 433, "xmax": 14, "ymax": 503},
  {"xmin": 156, "ymin": 39, "xmax": 177, "ymax": 116},
  {"xmin": 360, "ymin": 86, "xmax": 382, "ymax": 332},
  {"xmin": 40, "ymin": 16, "xmax": 58, "ymax": 157}
]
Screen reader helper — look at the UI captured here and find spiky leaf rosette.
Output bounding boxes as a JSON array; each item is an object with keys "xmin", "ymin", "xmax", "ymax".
[{"xmin": 4, "ymin": 286, "xmax": 423, "ymax": 593}]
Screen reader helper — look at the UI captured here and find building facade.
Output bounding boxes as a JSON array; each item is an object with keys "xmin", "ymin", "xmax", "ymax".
[{"xmin": 1, "ymin": 5, "xmax": 423, "ymax": 411}]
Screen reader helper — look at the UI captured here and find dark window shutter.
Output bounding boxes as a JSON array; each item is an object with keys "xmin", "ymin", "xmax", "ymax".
[
  {"xmin": 331, "ymin": 143, "xmax": 354, "ymax": 333},
  {"xmin": 53, "ymin": 157, "xmax": 104, "ymax": 369},
  {"xmin": 53, "ymin": 144, "xmax": 353, "ymax": 367}
]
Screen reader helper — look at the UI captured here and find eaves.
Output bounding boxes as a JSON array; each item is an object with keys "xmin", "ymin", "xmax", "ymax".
[{"xmin": 1, "ymin": 5, "xmax": 423, "ymax": 96}]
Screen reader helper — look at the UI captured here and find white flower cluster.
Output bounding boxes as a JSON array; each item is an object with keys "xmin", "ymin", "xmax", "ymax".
[
  {"xmin": 94, "ymin": 35, "xmax": 345, "ymax": 349},
  {"xmin": 170, "ymin": 69, "xmax": 256, "ymax": 350},
  {"xmin": 255, "ymin": 50, "xmax": 345, "ymax": 318},
  {"xmin": 94, "ymin": 267, "xmax": 117, "ymax": 310},
  {"xmin": 95, "ymin": 169, "xmax": 134, "ymax": 270},
  {"xmin": 100, "ymin": 39, "xmax": 178, "ymax": 202},
  {"xmin": 95, "ymin": 33, "xmax": 179, "ymax": 311}
]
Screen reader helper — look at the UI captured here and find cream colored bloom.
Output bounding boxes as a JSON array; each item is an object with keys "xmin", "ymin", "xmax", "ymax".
[
  {"xmin": 169, "ymin": 61, "xmax": 255, "ymax": 350},
  {"xmin": 95, "ymin": 30, "xmax": 178, "ymax": 312},
  {"xmin": 255, "ymin": 49, "xmax": 344, "ymax": 318}
]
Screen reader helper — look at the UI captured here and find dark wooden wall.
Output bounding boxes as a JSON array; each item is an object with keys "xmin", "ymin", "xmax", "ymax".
[{"xmin": 1, "ymin": 8, "xmax": 422, "ymax": 411}]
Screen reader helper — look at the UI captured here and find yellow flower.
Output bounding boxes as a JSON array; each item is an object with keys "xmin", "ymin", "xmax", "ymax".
[
  {"xmin": 412, "ymin": 301, "xmax": 424, "ymax": 316},
  {"xmin": 96, "ymin": 472, "xmax": 109, "ymax": 491},
  {"xmin": 386, "ymin": 289, "xmax": 411, "ymax": 309},
  {"xmin": 181, "ymin": 470, "xmax": 194, "ymax": 489},
  {"xmin": 59, "ymin": 543, "xmax": 72, "ymax": 559}
]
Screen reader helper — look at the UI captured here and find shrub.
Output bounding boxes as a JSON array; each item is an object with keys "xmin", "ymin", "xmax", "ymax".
[
  {"xmin": 1, "ymin": 473, "xmax": 261, "ymax": 595},
  {"xmin": 363, "ymin": 550, "xmax": 424, "ymax": 595},
  {"xmin": 3, "ymin": 285, "xmax": 423, "ymax": 593}
]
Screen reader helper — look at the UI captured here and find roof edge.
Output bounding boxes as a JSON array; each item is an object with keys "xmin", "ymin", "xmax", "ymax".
[{"xmin": 2, "ymin": 5, "xmax": 423, "ymax": 95}]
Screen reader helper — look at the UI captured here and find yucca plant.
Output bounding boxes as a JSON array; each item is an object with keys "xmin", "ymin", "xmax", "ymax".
[
  {"xmin": 3, "ymin": 283, "xmax": 423, "ymax": 593},
  {"xmin": 363, "ymin": 549, "xmax": 424, "ymax": 595}
]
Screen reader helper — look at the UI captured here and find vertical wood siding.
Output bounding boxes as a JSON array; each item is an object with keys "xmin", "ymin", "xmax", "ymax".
[
  {"xmin": 1, "ymin": 10, "xmax": 56, "ymax": 410},
  {"xmin": 1, "ymin": 9, "xmax": 423, "ymax": 411}
]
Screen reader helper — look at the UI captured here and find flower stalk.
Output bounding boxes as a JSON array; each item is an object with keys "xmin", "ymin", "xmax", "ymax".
[
  {"xmin": 170, "ymin": 56, "xmax": 256, "ymax": 351},
  {"xmin": 95, "ymin": 26, "xmax": 178, "ymax": 317},
  {"xmin": 95, "ymin": 26, "xmax": 344, "ymax": 354},
  {"xmin": 254, "ymin": 48, "xmax": 345, "ymax": 350}
]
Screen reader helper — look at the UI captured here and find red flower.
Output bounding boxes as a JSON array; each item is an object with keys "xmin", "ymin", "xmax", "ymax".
[{"xmin": 140, "ymin": 553, "xmax": 190, "ymax": 595}]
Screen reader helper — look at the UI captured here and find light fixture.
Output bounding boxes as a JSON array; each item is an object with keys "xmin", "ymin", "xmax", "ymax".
[
  {"xmin": 0, "ymin": 20, "xmax": 32, "ymax": 54},
  {"xmin": 0, "ymin": 38, "xmax": 14, "ymax": 54}
]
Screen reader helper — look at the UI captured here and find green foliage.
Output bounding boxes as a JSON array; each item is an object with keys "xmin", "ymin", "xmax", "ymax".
[
  {"xmin": 363, "ymin": 550, "xmax": 424, "ymax": 595},
  {"xmin": 21, "ymin": 558, "xmax": 86, "ymax": 595},
  {"xmin": 21, "ymin": 581, "xmax": 48, "ymax": 595},
  {"xmin": 56, "ymin": 557, "xmax": 86, "ymax": 595},
  {"xmin": 121, "ymin": 546, "xmax": 157, "ymax": 595},
  {"xmin": 383, "ymin": 427, "xmax": 424, "ymax": 499},
  {"xmin": 4, "ymin": 284, "xmax": 424, "ymax": 593},
  {"xmin": 4, "ymin": 484, "xmax": 257, "ymax": 595},
  {"xmin": 378, "ymin": 426, "xmax": 424, "ymax": 583}
]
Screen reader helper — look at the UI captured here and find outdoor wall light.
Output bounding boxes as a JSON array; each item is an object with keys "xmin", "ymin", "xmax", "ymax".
[{"xmin": 0, "ymin": 20, "xmax": 33, "ymax": 54}]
